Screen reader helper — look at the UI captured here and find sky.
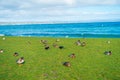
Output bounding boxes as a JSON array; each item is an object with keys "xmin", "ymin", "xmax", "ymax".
[{"xmin": 0, "ymin": 0, "xmax": 120, "ymax": 23}]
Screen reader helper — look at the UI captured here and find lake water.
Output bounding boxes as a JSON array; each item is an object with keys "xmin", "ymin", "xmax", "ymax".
[{"xmin": 0, "ymin": 22, "xmax": 120, "ymax": 38}]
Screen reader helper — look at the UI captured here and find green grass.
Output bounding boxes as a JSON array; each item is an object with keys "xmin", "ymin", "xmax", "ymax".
[{"xmin": 0, "ymin": 36, "xmax": 120, "ymax": 80}]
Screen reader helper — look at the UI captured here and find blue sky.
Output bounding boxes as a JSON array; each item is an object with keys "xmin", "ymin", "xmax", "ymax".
[{"xmin": 0, "ymin": 0, "xmax": 120, "ymax": 22}]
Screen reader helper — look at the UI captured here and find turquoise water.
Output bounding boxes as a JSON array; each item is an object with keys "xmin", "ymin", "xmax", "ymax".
[{"xmin": 0, "ymin": 22, "xmax": 120, "ymax": 38}]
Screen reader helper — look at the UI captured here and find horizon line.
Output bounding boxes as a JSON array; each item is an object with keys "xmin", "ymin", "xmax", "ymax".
[{"xmin": 0, "ymin": 21, "xmax": 120, "ymax": 25}]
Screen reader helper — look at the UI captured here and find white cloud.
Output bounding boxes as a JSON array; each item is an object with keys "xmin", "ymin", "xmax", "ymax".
[
  {"xmin": 77, "ymin": 0, "xmax": 120, "ymax": 6},
  {"xmin": 0, "ymin": 0, "xmax": 120, "ymax": 22},
  {"xmin": 0, "ymin": 0, "xmax": 120, "ymax": 10},
  {"xmin": 64, "ymin": 0, "xmax": 76, "ymax": 6}
]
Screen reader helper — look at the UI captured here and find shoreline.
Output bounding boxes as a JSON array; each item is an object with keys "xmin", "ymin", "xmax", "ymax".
[
  {"xmin": 0, "ymin": 36, "xmax": 120, "ymax": 39},
  {"xmin": 0, "ymin": 34, "xmax": 120, "ymax": 38}
]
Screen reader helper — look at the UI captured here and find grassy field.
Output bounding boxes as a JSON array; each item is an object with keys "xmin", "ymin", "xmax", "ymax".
[{"xmin": 0, "ymin": 36, "xmax": 120, "ymax": 80}]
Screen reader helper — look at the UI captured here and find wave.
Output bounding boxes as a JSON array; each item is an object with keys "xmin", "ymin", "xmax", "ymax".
[
  {"xmin": 0, "ymin": 34, "xmax": 5, "ymax": 36},
  {"xmin": 4, "ymin": 33, "xmax": 120, "ymax": 38}
]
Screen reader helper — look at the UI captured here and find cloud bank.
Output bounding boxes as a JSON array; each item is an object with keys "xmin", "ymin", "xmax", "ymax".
[{"xmin": 0, "ymin": 0, "xmax": 120, "ymax": 22}]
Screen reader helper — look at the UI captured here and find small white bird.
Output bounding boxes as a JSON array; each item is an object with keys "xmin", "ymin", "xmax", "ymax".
[
  {"xmin": 56, "ymin": 39, "xmax": 60, "ymax": 42},
  {"xmin": 2, "ymin": 37, "xmax": 5, "ymax": 40},
  {"xmin": 107, "ymin": 41, "xmax": 110, "ymax": 44}
]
